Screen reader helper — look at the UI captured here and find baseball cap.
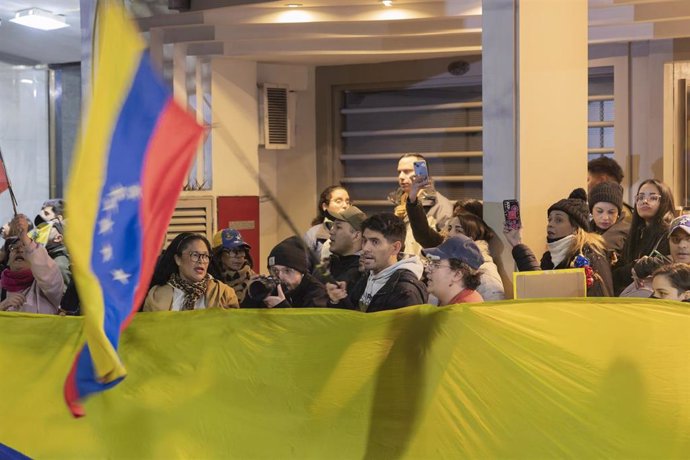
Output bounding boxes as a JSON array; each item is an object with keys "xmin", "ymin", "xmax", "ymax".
[
  {"xmin": 669, "ymin": 215, "xmax": 690, "ymax": 237},
  {"xmin": 326, "ymin": 206, "xmax": 367, "ymax": 231},
  {"xmin": 422, "ymin": 235, "xmax": 484, "ymax": 270},
  {"xmin": 212, "ymin": 228, "xmax": 251, "ymax": 250}
]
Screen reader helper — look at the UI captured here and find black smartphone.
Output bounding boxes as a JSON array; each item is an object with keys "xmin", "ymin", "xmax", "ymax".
[{"xmin": 503, "ymin": 199, "xmax": 521, "ymax": 230}]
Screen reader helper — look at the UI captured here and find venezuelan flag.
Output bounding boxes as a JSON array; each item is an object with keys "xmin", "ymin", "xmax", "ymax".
[{"xmin": 63, "ymin": 2, "xmax": 203, "ymax": 416}]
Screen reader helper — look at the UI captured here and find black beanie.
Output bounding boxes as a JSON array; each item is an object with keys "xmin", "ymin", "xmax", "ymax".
[
  {"xmin": 588, "ymin": 181, "xmax": 623, "ymax": 213},
  {"xmin": 268, "ymin": 236, "xmax": 310, "ymax": 274},
  {"xmin": 547, "ymin": 188, "xmax": 590, "ymax": 231}
]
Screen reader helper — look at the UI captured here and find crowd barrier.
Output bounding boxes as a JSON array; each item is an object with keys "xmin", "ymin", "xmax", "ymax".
[{"xmin": 1, "ymin": 298, "xmax": 688, "ymax": 458}]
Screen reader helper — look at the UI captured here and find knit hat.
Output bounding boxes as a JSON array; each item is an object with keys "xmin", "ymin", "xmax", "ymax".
[
  {"xmin": 212, "ymin": 228, "xmax": 251, "ymax": 251},
  {"xmin": 547, "ymin": 188, "xmax": 590, "ymax": 231},
  {"xmin": 326, "ymin": 206, "xmax": 367, "ymax": 231},
  {"xmin": 589, "ymin": 182, "xmax": 623, "ymax": 213},
  {"xmin": 267, "ymin": 236, "xmax": 310, "ymax": 274},
  {"xmin": 422, "ymin": 235, "xmax": 484, "ymax": 270}
]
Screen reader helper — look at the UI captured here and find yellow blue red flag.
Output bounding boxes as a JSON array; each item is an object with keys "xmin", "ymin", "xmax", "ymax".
[{"xmin": 63, "ymin": 2, "xmax": 203, "ymax": 416}]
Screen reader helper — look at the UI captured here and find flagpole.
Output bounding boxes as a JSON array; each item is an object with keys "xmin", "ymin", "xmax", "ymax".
[{"xmin": 0, "ymin": 145, "xmax": 18, "ymax": 216}]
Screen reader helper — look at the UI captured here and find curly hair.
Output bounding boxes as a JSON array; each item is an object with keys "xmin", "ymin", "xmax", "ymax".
[
  {"xmin": 448, "ymin": 258, "xmax": 482, "ymax": 290},
  {"xmin": 588, "ymin": 156, "xmax": 624, "ymax": 184}
]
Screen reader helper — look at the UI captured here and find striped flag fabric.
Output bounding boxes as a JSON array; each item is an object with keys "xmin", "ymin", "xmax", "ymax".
[{"xmin": 63, "ymin": 2, "xmax": 203, "ymax": 416}]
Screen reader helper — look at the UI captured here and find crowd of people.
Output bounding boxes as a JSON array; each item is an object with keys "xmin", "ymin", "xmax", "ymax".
[{"xmin": 1, "ymin": 155, "xmax": 689, "ymax": 315}]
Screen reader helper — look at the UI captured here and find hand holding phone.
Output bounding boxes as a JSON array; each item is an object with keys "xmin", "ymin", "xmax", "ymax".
[
  {"xmin": 503, "ymin": 199, "xmax": 521, "ymax": 231},
  {"xmin": 413, "ymin": 160, "xmax": 429, "ymax": 182}
]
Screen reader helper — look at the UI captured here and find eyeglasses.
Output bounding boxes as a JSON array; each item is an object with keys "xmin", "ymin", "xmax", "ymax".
[
  {"xmin": 635, "ymin": 193, "xmax": 661, "ymax": 203},
  {"xmin": 186, "ymin": 251, "xmax": 210, "ymax": 263},
  {"xmin": 423, "ymin": 260, "xmax": 449, "ymax": 271}
]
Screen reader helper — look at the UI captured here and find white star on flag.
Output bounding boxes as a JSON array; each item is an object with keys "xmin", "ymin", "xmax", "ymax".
[
  {"xmin": 100, "ymin": 244, "xmax": 113, "ymax": 263},
  {"xmin": 127, "ymin": 184, "xmax": 142, "ymax": 200},
  {"xmin": 108, "ymin": 185, "xmax": 127, "ymax": 202},
  {"xmin": 98, "ymin": 216, "xmax": 115, "ymax": 235},
  {"xmin": 111, "ymin": 269, "xmax": 131, "ymax": 284},
  {"xmin": 103, "ymin": 197, "xmax": 119, "ymax": 213}
]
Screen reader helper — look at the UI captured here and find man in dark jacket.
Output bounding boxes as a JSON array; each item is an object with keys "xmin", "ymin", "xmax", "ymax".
[
  {"xmin": 317, "ymin": 206, "xmax": 366, "ymax": 294},
  {"xmin": 326, "ymin": 213, "xmax": 427, "ymax": 312},
  {"xmin": 242, "ymin": 236, "xmax": 328, "ymax": 308}
]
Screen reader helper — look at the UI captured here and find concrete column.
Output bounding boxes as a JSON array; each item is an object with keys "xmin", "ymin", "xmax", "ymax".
[{"xmin": 483, "ymin": 0, "xmax": 589, "ymax": 297}]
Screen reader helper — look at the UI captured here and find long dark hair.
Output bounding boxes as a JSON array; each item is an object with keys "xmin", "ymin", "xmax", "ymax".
[
  {"xmin": 625, "ymin": 179, "xmax": 675, "ymax": 261},
  {"xmin": 149, "ymin": 233, "xmax": 212, "ymax": 287},
  {"xmin": 311, "ymin": 185, "xmax": 348, "ymax": 226}
]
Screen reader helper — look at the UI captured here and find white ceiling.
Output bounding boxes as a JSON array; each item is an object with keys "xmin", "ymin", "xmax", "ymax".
[
  {"xmin": 3, "ymin": 0, "xmax": 690, "ymax": 66},
  {"xmin": 0, "ymin": 0, "xmax": 81, "ymax": 65}
]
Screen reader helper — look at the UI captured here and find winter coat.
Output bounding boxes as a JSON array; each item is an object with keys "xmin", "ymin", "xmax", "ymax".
[
  {"xmin": 511, "ymin": 243, "xmax": 613, "ymax": 297},
  {"xmin": 1, "ymin": 242, "xmax": 64, "ymax": 314},
  {"xmin": 304, "ymin": 223, "xmax": 330, "ymax": 258},
  {"xmin": 330, "ymin": 257, "xmax": 427, "ymax": 313},
  {"xmin": 473, "ymin": 240, "xmax": 505, "ymax": 301},
  {"xmin": 592, "ymin": 215, "xmax": 631, "ymax": 263},
  {"xmin": 46, "ymin": 243, "xmax": 71, "ymax": 293},
  {"xmin": 317, "ymin": 253, "xmax": 362, "ymax": 295},
  {"xmin": 241, "ymin": 273, "xmax": 328, "ymax": 308},
  {"xmin": 396, "ymin": 190, "xmax": 454, "ymax": 256},
  {"xmin": 143, "ymin": 278, "xmax": 239, "ymax": 311},
  {"xmin": 612, "ymin": 221, "xmax": 670, "ymax": 295}
]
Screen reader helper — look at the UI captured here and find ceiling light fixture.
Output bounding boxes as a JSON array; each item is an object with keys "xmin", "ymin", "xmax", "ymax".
[
  {"xmin": 381, "ymin": 0, "xmax": 394, "ymax": 6},
  {"xmin": 9, "ymin": 8, "xmax": 69, "ymax": 31},
  {"xmin": 286, "ymin": 3, "xmax": 303, "ymax": 7}
]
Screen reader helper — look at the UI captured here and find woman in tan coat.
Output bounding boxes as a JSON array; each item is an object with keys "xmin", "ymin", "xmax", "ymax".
[{"xmin": 144, "ymin": 233, "xmax": 239, "ymax": 311}]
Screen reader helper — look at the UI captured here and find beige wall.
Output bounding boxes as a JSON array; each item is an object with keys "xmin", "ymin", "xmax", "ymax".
[
  {"xmin": 258, "ymin": 63, "xmax": 317, "ymax": 273},
  {"xmin": 206, "ymin": 59, "xmax": 317, "ymax": 274}
]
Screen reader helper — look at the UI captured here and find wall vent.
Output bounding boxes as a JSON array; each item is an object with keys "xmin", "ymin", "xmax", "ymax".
[
  {"xmin": 165, "ymin": 196, "xmax": 214, "ymax": 248},
  {"xmin": 262, "ymin": 84, "xmax": 291, "ymax": 149}
]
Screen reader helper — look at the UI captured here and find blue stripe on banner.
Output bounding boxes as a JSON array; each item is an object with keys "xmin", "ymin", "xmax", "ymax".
[
  {"xmin": 0, "ymin": 442, "xmax": 31, "ymax": 460},
  {"xmin": 74, "ymin": 52, "xmax": 171, "ymax": 399}
]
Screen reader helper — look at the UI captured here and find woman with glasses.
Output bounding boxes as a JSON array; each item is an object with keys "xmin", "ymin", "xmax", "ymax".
[
  {"xmin": 144, "ymin": 232, "xmax": 239, "ymax": 311},
  {"xmin": 304, "ymin": 185, "xmax": 351, "ymax": 260},
  {"xmin": 421, "ymin": 235, "xmax": 484, "ymax": 305},
  {"xmin": 612, "ymin": 179, "xmax": 676, "ymax": 295},
  {"xmin": 208, "ymin": 228, "xmax": 256, "ymax": 303}
]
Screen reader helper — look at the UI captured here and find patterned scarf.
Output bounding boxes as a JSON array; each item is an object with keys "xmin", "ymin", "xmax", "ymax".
[
  {"xmin": 168, "ymin": 272, "xmax": 209, "ymax": 311},
  {"xmin": 1, "ymin": 268, "xmax": 34, "ymax": 292},
  {"xmin": 220, "ymin": 264, "xmax": 254, "ymax": 303}
]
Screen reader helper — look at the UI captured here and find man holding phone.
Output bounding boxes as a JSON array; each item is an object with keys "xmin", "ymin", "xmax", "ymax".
[{"xmin": 392, "ymin": 153, "xmax": 454, "ymax": 255}]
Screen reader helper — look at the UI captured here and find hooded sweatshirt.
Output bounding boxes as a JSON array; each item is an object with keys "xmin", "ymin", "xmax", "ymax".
[
  {"xmin": 330, "ymin": 255, "xmax": 427, "ymax": 313},
  {"xmin": 359, "ymin": 256, "xmax": 424, "ymax": 309}
]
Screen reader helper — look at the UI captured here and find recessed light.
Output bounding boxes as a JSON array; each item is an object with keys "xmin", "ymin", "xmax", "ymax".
[
  {"xmin": 9, "ymin": 8, "xmax": 69, "ymax": 31},
  {"xmin": 381, "ymin": 0, "xmax": 394, "ymax": 6},
  {"xmin": 286, "ymin": 3, "xmax": 303, "ymax": 7}
]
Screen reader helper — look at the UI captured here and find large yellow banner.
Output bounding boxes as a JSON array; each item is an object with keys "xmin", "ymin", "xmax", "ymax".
[{"xmin": 1, "ymin": 299, "xmax": 688, "ymax": 458}]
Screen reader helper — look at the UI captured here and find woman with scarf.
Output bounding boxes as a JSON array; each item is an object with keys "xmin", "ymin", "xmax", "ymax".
[
  {"xmin": 208, "ymin": 228, "xmax": 256, "ymax": 304},
  {"xmin": 0, "ymin": 215, "xmax": 64, "ymax": 314},
  {"xmin": 144, "ymin": 232, "xmax": 239, "ymax": 311},
  {"xmin": 503, "ymin": 189, "xmax": 613, "ymax": 297}
]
